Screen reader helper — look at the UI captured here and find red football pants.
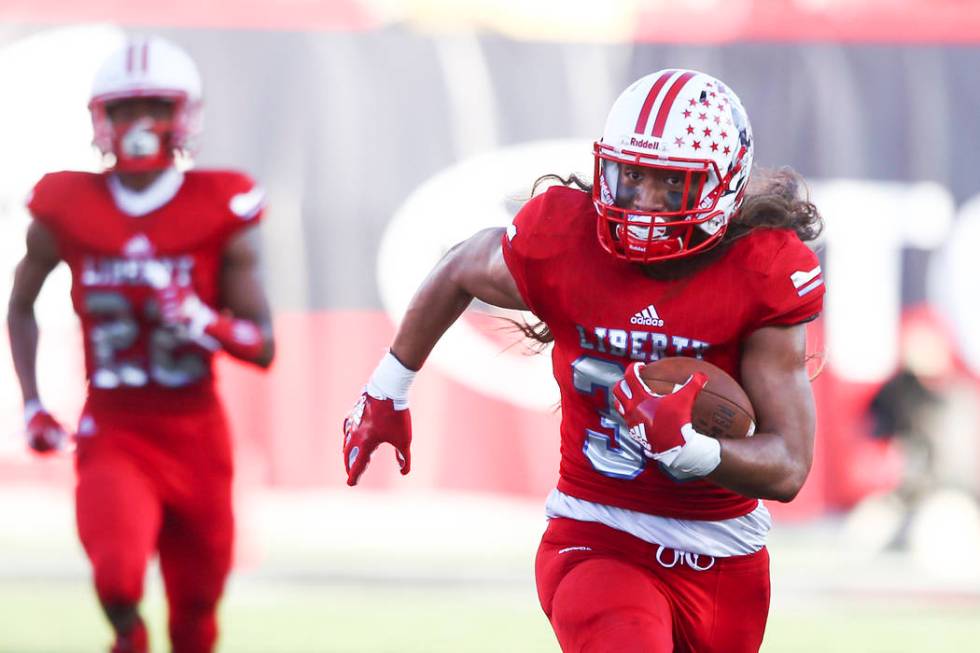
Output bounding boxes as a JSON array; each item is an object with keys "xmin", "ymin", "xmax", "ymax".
[
  {"xmin": 535, "ymin": 518, "xmax": 770, "ymax": 653},
  {"xmin": 74, "ymin": 401, "xmax": 234, "ymax": 653}
]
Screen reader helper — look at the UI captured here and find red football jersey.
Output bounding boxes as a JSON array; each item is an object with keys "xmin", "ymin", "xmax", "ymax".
[
  {"xmin": 502, "ymin": 186, "xmax": 824, "ymax": 521},
  {"xmin": 27, "ymin": 170, "xmax": 264, "ymax": 411}
]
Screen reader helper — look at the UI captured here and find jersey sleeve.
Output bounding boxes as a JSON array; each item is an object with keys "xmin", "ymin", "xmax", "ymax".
[
  {"xmin": 198, "ymin": 170, "xmax": 267, "ymax": 247},
  {"xmin": 753, "ymin": 232, "xmax": 825, "ymax": 327},
  {"xmin": 500, "ymin": 191, "xmax": 551, "ymax": 317},
  {"xmin": 222, "ymin": 171, "xmax": 266, "ymax": 228},
  {"xmin": 26, "ymin": 173, "xmax": 66, "ymax": 229}
]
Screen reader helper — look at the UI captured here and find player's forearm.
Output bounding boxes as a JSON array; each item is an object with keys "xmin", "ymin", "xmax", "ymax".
[
  {"xmin": 248, "ymin": 330, "xmax": 275, "ymax": 368},
  {"xmin": 723, "ymin": 326, "xmax": 815, "ymax": 501},
  {"xmin": 201, "ymin": 315, "xmax": 275, "ymax": 368},
  {"xmin": 6, "ymin": 304, "xmax": 42, "ymax": 404},
  {"xmin": 390, "ymin": 248, "xmax": 475, "ymax": 371},
  {"xmin": 708, "ymin": 432, "xmax": 813, "ymax": 502},
  {"xmin": 168, "ymin": 287, "xmax": 274, "ymax": 368},
  {"xmin": 220, "ymin": 327, "xmax": 274, "ymax": 367}
]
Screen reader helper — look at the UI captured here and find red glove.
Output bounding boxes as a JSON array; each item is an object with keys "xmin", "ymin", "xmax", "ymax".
[
  {"xmin": 156, "ymin": 283, "xmax": 264, "ymax": 360},
  {"xmin": 343, "ymin": 392, "xmax": 412, "ymax": 486},
  {"xmin": 612, "ymin": 363, "xmax": 720, "ymax": 477},
  {"xmin": 25, "ymin": 408, "xmax": 68, "ymax": 454}
]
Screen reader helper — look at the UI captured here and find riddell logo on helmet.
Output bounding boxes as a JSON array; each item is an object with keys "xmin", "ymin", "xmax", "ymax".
[{"xmin": 628, "ymin": 137, "xmax": 660, "ymax": 150}]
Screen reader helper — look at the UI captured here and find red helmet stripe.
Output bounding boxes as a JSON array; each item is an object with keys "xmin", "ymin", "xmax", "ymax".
[
  {"xmin": 651, "ymin": 71, "xmax": 695, "ymax": 138},
  {"xmin": 125, "ymin": 43, "xmax": 135, "ymax": 73},
  {"xmin": 633, "ymin": 70, "xmax": 675, "ymax": 135},
  {"xmin": 140, "ymin": 41, "xmax": 149, "ymax": 72}
]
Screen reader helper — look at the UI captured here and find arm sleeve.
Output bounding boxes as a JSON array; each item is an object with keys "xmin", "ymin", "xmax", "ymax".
[{"xmin": 754, "ymin": 234, "xmax": 825, "ymax": 327}]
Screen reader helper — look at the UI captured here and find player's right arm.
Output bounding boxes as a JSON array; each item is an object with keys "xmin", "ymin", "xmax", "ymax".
[
  {"xmin": 343, "ymin": 227, "xmax": 527, "ymax": 485},
  {"xmin": 7, "ymin": 221, "xmax": 69, "ymax": 452},
  {"xmin": 8, "ymin": 221, "xmax": 59, "ymax": 404},
  {"xmin": 391, "ymin": 227, "xmax": 527, "ymax": 370}
]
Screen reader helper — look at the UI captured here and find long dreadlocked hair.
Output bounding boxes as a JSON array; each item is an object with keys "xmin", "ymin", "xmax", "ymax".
[{"xmin": 510, "ymin": 166, "xmax": 824, "ymax": 346}]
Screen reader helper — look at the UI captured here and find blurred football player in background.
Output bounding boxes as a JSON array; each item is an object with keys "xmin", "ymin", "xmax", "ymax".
[
  {"xmin": 857, "ymin": 308, "xmax": 980, "ymax": 553},
  {"xmin": 6, "ymin": 36, "xmax": 274, "ymax": 653},
  {"xmin": 344, "ymin": 69, "xmax": 824, "ymax": 652}
]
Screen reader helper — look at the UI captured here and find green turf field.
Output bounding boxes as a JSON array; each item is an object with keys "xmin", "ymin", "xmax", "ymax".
[
  {"xmin": 4, "ymin": 488, "xmax": 980, "ymax": 653},
  {"xmin": 2, "ymin": 578, "xmax": 979, "ymax": 653}
]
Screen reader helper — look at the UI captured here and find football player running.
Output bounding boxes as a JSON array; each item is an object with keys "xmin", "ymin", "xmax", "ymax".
[
  {"xmin": 7, "ymin": 37, "xmax": 274, "ymax": 653},
  {"xmin": 344, "ymin": 69, "xmax": 824, "ymax": 652}
]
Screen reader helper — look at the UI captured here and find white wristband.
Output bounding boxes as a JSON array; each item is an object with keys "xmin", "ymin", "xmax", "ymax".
[
  {"xmin": 24, "ymin": 399, "xmax": 44, "ymax": 426},
  {"xmin": 366, "ymin": 352, "xmax": 416, "ymax": 410},
  {"xmin": 662, "ymin": 424, "xmax": 722, "ymax": 477}
]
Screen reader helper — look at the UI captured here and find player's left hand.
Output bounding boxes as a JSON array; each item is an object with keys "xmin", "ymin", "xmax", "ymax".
[
  {"xmin": 612, "ymin": 362, "xmax": 707, "ymax": 467},
  {"xmin": 156, "ymin": 283, "xmax": 218, "ymax": 344},
  {"xmin": 25, "ymin": 408, "xmax": 69, "ymax": 454},
  {"xmin": 343, "ymin": 392, "xmax": 412, "ymax": 486}
]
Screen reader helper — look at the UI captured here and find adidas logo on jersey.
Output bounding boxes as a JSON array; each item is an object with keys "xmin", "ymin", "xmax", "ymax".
[
  {"xmin": 122, "ymin": 234, "xmax": 154, "ymax": 258},
  {"xmin": 630, "ymin": 304, "xmax": 664, "ymax": 327}
]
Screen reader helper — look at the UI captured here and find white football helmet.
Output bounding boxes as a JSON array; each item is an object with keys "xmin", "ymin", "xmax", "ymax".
[
  {"xmin": 89, "ymin": 36, "xmax": 203, "ymax": 171},
  {"xmin": 593, "ymin": 69, "xmax": 753, "ymax": 263}
]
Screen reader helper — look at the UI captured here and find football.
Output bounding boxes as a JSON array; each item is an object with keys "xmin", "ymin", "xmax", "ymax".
[{"xmin": 638, "ymin": 357, "xmax": 756, "ymax": 439}]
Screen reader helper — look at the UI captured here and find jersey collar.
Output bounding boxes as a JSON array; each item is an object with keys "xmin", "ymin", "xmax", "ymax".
[{"xmin": 107, "ymin": 167, "xmax": 185, "ymax": 217}]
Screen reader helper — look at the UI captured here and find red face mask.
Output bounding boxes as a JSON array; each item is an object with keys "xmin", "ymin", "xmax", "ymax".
[
  {"xmin": 89, "ymin": 93, "xmax": 196, "ymax": 173},
  {"xmin": 592, "ymin": 145, "xmax": 735, "ymax": 264}
]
